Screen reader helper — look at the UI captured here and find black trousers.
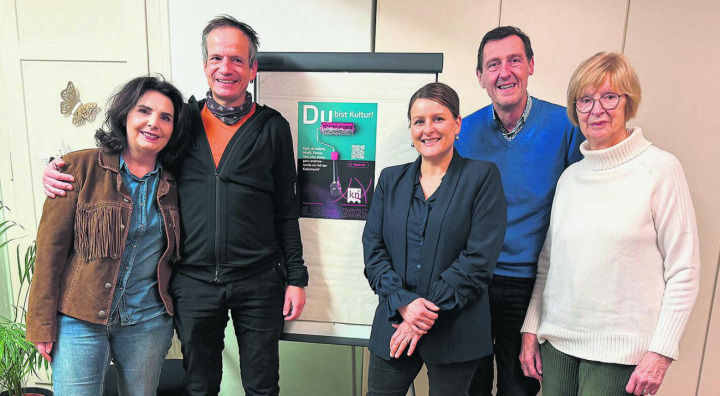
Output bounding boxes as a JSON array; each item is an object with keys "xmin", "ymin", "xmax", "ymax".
[
  {"xmin": 367, "ymin": 352, "xmax": 481, "ymax": 396},
  {"xmin": 469, "ymin": 275, "xmax": 541, "ymax": 396},
  {"xmin": 170, "ymin": 267, "xmax": 285, "ymax": 396}
]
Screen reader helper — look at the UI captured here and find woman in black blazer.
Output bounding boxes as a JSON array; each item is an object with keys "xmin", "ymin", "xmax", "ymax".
[{"xmin": 363, "ymin": 82, "xmax": 507, "ymax": 395}]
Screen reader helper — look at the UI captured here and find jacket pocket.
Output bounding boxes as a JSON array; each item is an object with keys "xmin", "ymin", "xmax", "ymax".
[{"xmin": 74, "ymin": 202, "xmax": 124, "ymax": 261}]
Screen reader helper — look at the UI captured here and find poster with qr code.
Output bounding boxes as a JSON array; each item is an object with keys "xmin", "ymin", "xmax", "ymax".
[{"xmin": 296, "ymin": 101, "xmax": 377, "ymax": 220}]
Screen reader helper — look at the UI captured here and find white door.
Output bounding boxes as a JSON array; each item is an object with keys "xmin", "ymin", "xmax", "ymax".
[{"xmin": 0, "ymin": 0, "xmax": 167, "ymax": 226}]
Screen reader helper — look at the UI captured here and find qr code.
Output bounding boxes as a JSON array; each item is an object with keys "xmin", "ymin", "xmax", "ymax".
[{"xmin": 351, "ymin": 145, "xmax": 365, "ymax": 159}]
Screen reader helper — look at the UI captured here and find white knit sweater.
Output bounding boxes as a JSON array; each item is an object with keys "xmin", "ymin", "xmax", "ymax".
[{"xmin": 521, "ymin": 127, "xmax": 700, "ymax": 364}]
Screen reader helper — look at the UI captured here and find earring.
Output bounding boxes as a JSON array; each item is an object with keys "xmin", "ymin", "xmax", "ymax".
[
  {"xmin": 410, "ymin": 142, "xmax": 415, "ymax": 147},
  {"xmin": 455, "ymin": 135, "xmax": 459, "ymax": 140}
]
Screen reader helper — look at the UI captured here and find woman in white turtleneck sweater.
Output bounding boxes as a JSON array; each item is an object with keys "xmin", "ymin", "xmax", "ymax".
[{"xmin": 518, "ymin": 52, "xmax": 700, "ymax": 396}]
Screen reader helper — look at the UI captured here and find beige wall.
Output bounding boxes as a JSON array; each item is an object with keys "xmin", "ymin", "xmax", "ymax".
[
  {"xmin": 623, "ymin": 2, "xmax": 720, "ymax": 395},
  {"xmin": 377, "ymin": 1, "xmax": 719, "ymax": 395}
]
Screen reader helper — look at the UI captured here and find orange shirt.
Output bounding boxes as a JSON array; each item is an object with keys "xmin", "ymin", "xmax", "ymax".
[{"xmin": 201, "ymin": 104, "xmax": 256, "ymax": 168}]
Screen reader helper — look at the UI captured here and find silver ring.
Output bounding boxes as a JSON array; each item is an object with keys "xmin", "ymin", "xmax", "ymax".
[{"xmin": 642, "ymin": 389, "xmax": 649, "ymax": 395}]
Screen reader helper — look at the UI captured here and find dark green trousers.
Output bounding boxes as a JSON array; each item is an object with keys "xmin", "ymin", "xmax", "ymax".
[{"xmin": 540, "ymin": 341, "xmax": 635, "ymax": 396}]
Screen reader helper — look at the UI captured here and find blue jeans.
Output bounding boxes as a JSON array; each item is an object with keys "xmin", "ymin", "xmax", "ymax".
[{"xmin": 51, "ymin": 312, "xmax": 173, "ymax": 396}]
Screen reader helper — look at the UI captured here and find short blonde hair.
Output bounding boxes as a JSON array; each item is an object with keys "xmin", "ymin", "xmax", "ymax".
[{"xmin": 566, "ymin": 52, "xmax": 641, "ymax": 125}]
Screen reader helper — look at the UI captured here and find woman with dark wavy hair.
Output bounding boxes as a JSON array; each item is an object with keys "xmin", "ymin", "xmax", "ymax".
[{"xmin": 27, "ymin": 76, "xmax": 188, "ymax": 395}]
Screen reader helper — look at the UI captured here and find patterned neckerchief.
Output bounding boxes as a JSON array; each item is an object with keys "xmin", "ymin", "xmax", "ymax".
[{"xmin": 205, "ymin": 90, "xmax": 254, "ymax": 125}]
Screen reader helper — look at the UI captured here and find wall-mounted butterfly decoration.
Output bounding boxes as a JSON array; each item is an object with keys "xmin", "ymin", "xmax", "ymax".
[{"xmin": 60, "ymin": 81, "xmax": 101, "ymax": 127}]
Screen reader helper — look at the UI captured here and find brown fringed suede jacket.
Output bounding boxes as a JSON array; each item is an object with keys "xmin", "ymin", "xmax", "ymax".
[{"xmin": 26, "ymin": 149, "xmax": 180, "ymax": 342}]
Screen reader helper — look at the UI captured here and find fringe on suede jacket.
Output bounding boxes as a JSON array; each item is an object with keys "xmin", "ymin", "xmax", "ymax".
[{"xmin": 26, "ymin": 149, "xmax": 180, "ymax": 342}]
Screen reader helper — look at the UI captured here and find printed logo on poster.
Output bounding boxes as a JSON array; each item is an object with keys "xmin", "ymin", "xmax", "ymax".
[{"xmin": 347, "ymin": 188, "xmax": 362, "ymax": 204}]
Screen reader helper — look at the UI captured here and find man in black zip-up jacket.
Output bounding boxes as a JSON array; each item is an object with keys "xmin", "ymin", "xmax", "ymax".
[
  {"xmin": 175, "ymin": 96, "xmax": 306, "ymax": 288},
  {"xmin": 169, "ymin": 17, "xmax": 308, "ymax": 396},
  {"xmin": 42, "ymin": 16, "xmax": 308, "ymax": 396}
]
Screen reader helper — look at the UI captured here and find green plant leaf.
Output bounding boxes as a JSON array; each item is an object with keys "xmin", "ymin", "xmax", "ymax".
[{"xmin": 0, "ymin": 203, "xmax": 48, "ymax": 393}]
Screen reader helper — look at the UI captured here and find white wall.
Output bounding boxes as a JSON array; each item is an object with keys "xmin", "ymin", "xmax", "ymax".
[{"xmin": 168, "ymin": 0, "xmax": 374, "ymax": 100}]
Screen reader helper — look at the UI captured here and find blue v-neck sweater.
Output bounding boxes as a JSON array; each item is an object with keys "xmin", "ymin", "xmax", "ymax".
[{"xmin": 456, "ymin": 98, "xmax": 584, "ymax": 278}]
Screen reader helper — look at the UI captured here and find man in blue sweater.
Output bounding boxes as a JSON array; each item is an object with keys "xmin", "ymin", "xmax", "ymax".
[{"xmin": 456, "ymin": 26, "xmax": 584, "ymax": 396}]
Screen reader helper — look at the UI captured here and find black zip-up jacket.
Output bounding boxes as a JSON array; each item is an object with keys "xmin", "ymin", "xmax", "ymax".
[{"xmin": 174, "ymin": 97, "xmax": 308, "ymax": 287}]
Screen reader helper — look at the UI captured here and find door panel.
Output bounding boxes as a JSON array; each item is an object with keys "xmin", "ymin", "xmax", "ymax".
[{"xmin": 1, "ymin": 0, "xmax": 150, "ymax": 232}]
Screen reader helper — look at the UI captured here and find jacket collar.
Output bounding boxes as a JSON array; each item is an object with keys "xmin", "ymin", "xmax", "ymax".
[
  {"xmin": 404, "ymin": 148, "xmax": 463, "ymax": 181},
  {"xmin": 97, "ymin": 149, "xmax": 175, "ymax": 182},
  {"xmin": 419, "ymin": 150, "xmax": 463, "ymax": 294},
  {"xmin": 98, "ymin": 149, "xmax": 121, "ymax": 173}
]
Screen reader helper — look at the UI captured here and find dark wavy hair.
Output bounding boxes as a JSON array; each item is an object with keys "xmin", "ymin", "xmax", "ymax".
[
  {"xmin": 94, "ymin": 76, "xmax": 188, "ymax": 168},
  {"xmin": 407, "ymin": 82, "xmax": 461, "ymax": 121},
  {"xmin": 477, "ymin": 26, "xmax": 534, "ymax": 72},
  {"xmin": 202, "ymin": 15, "xmax": 260, "ymax": 65}
]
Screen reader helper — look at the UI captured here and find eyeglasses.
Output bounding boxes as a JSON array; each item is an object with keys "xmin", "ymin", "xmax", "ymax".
[{"xmin": 575, "ymin": 93, "xmax": 625, "ymax": 113}]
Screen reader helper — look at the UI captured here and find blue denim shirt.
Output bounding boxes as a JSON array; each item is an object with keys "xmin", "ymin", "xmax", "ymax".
[{"xmin": 110, "ymin": 156, "xmax": 167, "ymax": 325}]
